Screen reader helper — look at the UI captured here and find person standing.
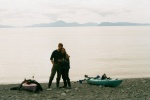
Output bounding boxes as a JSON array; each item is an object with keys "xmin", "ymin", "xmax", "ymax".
[
  {"xmin": 47, "ymin": 43, "xmax": 63, "ymax": 90},
  {"xmin": 60, "ymin": 48, "xmax": 71, "ymax": 88}
]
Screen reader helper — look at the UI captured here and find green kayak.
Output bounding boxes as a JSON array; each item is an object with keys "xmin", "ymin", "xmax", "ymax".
[{"xmin": 86, "ymin": 78, "xmax": 123, "ymax": 87}]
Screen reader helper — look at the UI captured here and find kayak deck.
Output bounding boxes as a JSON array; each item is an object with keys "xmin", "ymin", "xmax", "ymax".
[
  {"xmin": 86, "ymin": 78, "xmax": 123, "ymax": 87},
  {"xmin": 22, "ymin": 83, "xmax": 37, "ymax": 92}
]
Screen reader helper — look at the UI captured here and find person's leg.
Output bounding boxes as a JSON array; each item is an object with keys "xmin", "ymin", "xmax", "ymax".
[
  {"xmin": 66, "ymin": 69, "xmax": 71, "ymax": 87},
  {"xmin": 61, "ymin": 69, "xmax": 67, "ymax": 87},
  {"xmin": 56, "ymin": 64, "xmax": 61, "ymax": 88},
  {"xmin": 48, "ymin": 65, "xmax": 57, "ymax": 88}
]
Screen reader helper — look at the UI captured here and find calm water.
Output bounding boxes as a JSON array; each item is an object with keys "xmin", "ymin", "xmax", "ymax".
[{"xmin": 0, "ymin": 26, "xmax": 150, "ymax": 84}]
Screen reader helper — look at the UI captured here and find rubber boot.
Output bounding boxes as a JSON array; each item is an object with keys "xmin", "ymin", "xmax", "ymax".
[
  {"xmin": 67, "ymin": 79, "xmax": 71, "ymax": 87},
  {"xmin": 56, "ymin": 79, "xmax": 60, "ymax": 88},
  {"xmin": 63, "ymin": 80, "xmax": 67, "ymax": 88}
]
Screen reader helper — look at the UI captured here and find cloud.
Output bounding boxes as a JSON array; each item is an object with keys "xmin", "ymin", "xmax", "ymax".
[
  {"xmin": 98, "ymin": 12, "xmax": 117, "ymax": 17},
  {"xmin": 45, "ymin": 13, "xmax": 58, "ymax": 21},
  {"xmin": 97, "ymin": 10, "xmax": 131, "ymax": 17},
  {"xmin": 0, "ymin": 8, "xmax": 7, "ymax": 12},
  {"xmin": 0, "ymin": 0, "xmax": 150, "ymax": 27}
]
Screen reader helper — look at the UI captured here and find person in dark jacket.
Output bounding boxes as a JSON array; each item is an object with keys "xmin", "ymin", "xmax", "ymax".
[
  {"xmin": 60, "ymin": 48, "xmax": 71, "ymax": 88},
  {"xmin": 47, "ymin": 43, "xmax": 63, "ymax": 90}
]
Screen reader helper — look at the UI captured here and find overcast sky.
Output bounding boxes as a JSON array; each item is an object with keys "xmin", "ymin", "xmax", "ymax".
[{"xmin": 0, "ymin": 0, "xmax": 150, "ymax": 27}]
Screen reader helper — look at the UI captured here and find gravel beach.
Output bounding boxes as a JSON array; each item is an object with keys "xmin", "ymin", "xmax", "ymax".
[{"xmin": 0, "ymin": 78, "xmax": 150, "ymax": 100}]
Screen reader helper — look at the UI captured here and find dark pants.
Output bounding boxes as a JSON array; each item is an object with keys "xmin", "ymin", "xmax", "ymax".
[
  {"xmin": 61, "ymin": 68, "xmax": 71, "ymax": 87},
  {"xmin": 48, "ymin": 64, "xmax": 61, "ymax": 88}
]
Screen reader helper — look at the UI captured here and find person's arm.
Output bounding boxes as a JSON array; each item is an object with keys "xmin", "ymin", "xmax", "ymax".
[
  {"xmin": 65, "ymin": 58, "xmax": 69, "ymax": 64},
  {"xmin": 50, "ymin": 51, "xmax": 54, "ymax": 65},
  {"xmin": 66, "ymin": 54, "xmax": 70, "ymax": 59},
  {"xmin": 51, "ymin": 60, "xmax": 54, "ymax": 65},
  {"xmin": 65, "ymin": 54, "xmax": 70, "ymax": 64}
]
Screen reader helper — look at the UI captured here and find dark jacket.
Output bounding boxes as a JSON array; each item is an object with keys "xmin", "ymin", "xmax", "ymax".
[
  {"xmin": 60, "ymin": 54, "xmax": 70, "ymax": 69},
  {"xmin": 50, "ymin": 50, "xmax": 62, "ymax": 64}
]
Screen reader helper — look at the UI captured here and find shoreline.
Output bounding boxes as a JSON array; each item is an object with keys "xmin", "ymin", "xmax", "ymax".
[
  {"xmin": 1, "ymin": 76, "xmax": 150, "ymax": 85},
  {"xmin": 0, "ymin": 78, "xmax": 150, "ymax": 100}
]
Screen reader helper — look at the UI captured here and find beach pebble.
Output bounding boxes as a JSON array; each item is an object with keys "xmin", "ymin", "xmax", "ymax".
[
  {"xmin": 64, "ymin": 90, "xmax": 70, "ymax": 93},
  {"xmin": 60, "ymin": 99, "xmax": 65, "ymax": 100},
  {"xmin": 90, "ymin": 90, "xmax": 94, "ymax": 92},
  {"xmin": 51, "ymin": 95, "xmax": 58, "ymax": 98},
  {"xmin": 33, "ymin": 94, "xmax": 38, "ymax": 97},
  {"xmin": 142, "ymin": 80, "xmax": 147, "ymax": 83},
  {"xmin": 121, "ymin": 90, "xmax": 124, "ymax": 93},
  {"xmin": 61, "ymin": 93, "xmax": 66, "ymax": 96},
  {"xmin": 74, "ymin": 88, "xmax": 78, "ymax": 91},
  {"xmin": 57, "ymin": 91, "xmax": 62, "ymax": 94}
]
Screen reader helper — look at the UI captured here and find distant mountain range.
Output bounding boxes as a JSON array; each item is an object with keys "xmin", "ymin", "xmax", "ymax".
[
  {"xmin": 26, "ymin": 20, "xmax": 98, "ymax": 27},
  {"xmin": 1, "ymin": 21, "xmax": 150, "ymax": 28},
  {"xmin": 27, "ymin": 20, "xmax": 150, "ymax": 27},
  {"xmin": 98, "ymin": 22, "xmax": 150, "ymax": 26},
  {"xmin": 0, "ymin": 25, "xmax": 13, "ymax": 28}
]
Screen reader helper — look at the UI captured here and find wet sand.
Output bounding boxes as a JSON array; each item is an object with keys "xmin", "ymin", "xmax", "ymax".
[{"xmin": 0, "ymin": 78, "xmax": 150, "ymax": 100}]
